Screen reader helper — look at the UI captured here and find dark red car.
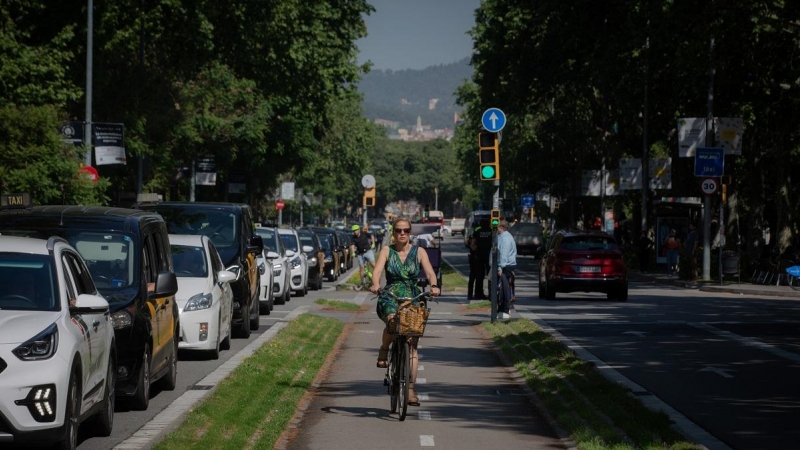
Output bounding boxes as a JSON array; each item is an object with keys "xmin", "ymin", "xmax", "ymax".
[{"xmin": 538, "ymin": 230, "xmax": 628, "ymax": 301}]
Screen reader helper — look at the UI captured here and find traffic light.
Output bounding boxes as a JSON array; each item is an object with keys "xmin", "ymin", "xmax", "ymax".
[
  {"xmin": 424, "ymin": 203, "xmax": 430, "ymax": 218},
  {"xmin": 478, "ymin": 131, "xmax": 499, "ymax": 181},
  {"xmin": 490, "ymin": 209, "xmax": 501, "ymax": 227},
  {"xmin": 363, "ymin": 188, "xmax": 376, "ymax": 207}
]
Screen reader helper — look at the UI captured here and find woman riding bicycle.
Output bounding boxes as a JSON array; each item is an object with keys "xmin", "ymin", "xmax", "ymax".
[{"xmin": 370, "ymin": 216, "xmax": 440, "ymax": 406}]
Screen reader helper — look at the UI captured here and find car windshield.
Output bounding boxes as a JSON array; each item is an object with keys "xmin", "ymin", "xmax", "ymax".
[
  {"xmin": 318, "ymin": 236, "xmax": 332, "ymax": 250},
  {"xmin": 171, "ymin": 245, "xmax": 208, "ymax": 278},
  {"xmin": 0, "ymin": 254, "xmax": 58, "ymax": 311},
  {"xmin": 280, "ymin": 234, "xmax": 299, "ymax": 252},
  {"xmin": 298, "ymin": 234, "xmax": 316, "ymax": 250},
  {"xmin": 255, "ymin": 229, "xmax": 279, "ymax": 253},
  {"xmin": 143, "ymin": 206, "xmax": 240, "ymax": 265},
  {"xmin": 560, "ymin": 236, "xmax": 618, "ymax": 251}
]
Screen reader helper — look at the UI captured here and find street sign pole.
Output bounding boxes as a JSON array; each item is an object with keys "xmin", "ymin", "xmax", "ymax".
[{"xmin": 491, "ymin": 179, "xmax": 499, "ymax": 323}]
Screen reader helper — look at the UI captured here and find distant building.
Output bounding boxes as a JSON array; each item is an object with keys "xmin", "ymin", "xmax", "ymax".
[{"xmin": 429, "ymin": 98, "xmax": 439, "ymax": 110}]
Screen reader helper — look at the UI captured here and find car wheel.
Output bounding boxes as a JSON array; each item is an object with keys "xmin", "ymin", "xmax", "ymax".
[
  {"xmin": 209, "ymin": 318, "xmax": 221, "ymax": 360},
  {"xmin": 160, "ymin": 336, "xmax": 178, "ymax": 391},
  {"xmin": 538, "ymin": 280, "xmax": 545, "ymax": 299},
  {"xmin": 56, "ymin": 369, "xmax": 79, "ymax": 450},
  {"xmin": 93, "ymin": 354, "xmax": 115, "ymax": 436},
  {"xmin": 131, "ymin": 345, "xmax": 150, "ymax": 411},
  {"xmin": 236, "ymin": 304, "xmax": 252, "ymax": 338},
  {"xmin": 249, "ymin": 298, "xmax": 260, "ymax": 331},
  {"xmin": 545, "ymin": 280, "xmax": 556, "ymax": 300}
]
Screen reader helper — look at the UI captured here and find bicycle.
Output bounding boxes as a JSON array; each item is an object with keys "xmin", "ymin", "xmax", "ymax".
[
  {"xmin": 786, "ymin": 265, "xmax": 800, "ymax": 291},
  {"xmin": 354, "ymin": 258, "xmax": 374, "ymax": 291},
  {"xmin": 379, "ymin": 290, "xmax": 432, "ymax": 421}
]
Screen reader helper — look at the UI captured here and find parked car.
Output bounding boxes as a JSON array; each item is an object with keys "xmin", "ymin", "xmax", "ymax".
[
  {"xmin": 508, "ymin": 222, "xmax": 545, "ymax": 257},
  {"xmin": 311, "ymin": 227, "xmax": 347, "ymax": 275},
  {"xmin": 278, "ymin": 228, "xmax": 309, "ymax": 297},
  {"xmin": 169, "ymin": 235, "xmax": 236, "ymax": 360},
  {"xmin": 0, "ymin": 235, "xmax": 115, "ymax": 448},
  {"xmin": 135, "ymin": 201, "xmax": 263, "ymax": 338},
  {"xmin": 539, "ymin": 230, "xmax": 628, "ymax": 301},
  {"xmin": 253, "ymin": 238, "xmax": 275, "ymax": 314},
  {"xmin": 336, "ymin": 229, "xmax": 354, "ymax": 271},
  {"xmin": 0, "ymin": 205, "xmax": 180, "ymax": 411},
  {"xmin": 255, "ymin": 226, "xmax": 292, "ymax": 306},
  {"xmin": 315, "ymin": 232, "xmax": 340, "ymax": 282},
  {"xmin": 297, "ymin": 228, "xmax": 325, "ymax": 290}
]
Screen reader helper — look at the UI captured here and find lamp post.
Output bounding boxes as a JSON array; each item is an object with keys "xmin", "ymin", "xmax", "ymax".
[{"xmin": 84, "ymin": 0, "xmax": 94, "ymax": 167}]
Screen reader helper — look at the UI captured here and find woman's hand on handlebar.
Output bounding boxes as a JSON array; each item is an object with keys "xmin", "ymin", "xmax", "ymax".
[
  {"xmin": 369, "ymin": 284, "xmax": 381, "ymax": 294},
  {"xmin": 430, "ymin": 285, "xmax": 441, "ymax": 297}
]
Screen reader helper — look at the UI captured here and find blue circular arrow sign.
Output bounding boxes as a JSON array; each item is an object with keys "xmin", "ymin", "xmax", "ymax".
[{"xmin": 481, "ymin": 108, "xmax": 506, "ymax": 132}]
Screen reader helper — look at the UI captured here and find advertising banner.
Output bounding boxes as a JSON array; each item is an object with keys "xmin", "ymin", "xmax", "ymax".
[
  {"xmin": 619, "ymin": 158, "xmax": 642, "ymax": 190},
  {"xmin": 582, "ymin": 170, "xmax": 619, "ymax": 196},
  {"xmin": 714, "ymin": 117, "xmax": 744, "ymax": 155},
  {"xmin": 195, "ymin": 157, "xmax": 216, "ymax": 186},
  {"xmin": 93, "ymin": 123, "xmax": 126, "ymax": 165},
  {"xmin": 281, "ymin": 182, "xmax": 295, "ymax": 200},
  {"xmin": 677, "ymin": 117, "xmax": 706, "ymax": 157},
  {"xmin": 649, "ymin": 158, "xmax": 672, "ymax": 189}
]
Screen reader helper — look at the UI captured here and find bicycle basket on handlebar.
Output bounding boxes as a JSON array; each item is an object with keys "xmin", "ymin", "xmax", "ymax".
[{"xmin": 389, "ymin": 301, "xmax": 430, "ymax": 336}]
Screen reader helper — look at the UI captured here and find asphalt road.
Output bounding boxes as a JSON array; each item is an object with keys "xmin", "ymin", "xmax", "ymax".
[{"xmin": 439, "ymin": 236, "xmax": 800, "ymax": 450}]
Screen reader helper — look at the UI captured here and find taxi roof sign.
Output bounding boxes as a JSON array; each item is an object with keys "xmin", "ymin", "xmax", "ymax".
[{"xmin": 1, "ymin": 193, "xmax": 32, "ymax": 209}]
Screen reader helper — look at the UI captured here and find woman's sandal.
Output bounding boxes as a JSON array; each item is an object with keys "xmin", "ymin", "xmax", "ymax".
[
  {"xmin": 377, "ymin": 347, "xmax": 389, "ymax": 368},
  {"xmin": 408, "ymin": 382, "xmax": 420, "ymax": 406}
]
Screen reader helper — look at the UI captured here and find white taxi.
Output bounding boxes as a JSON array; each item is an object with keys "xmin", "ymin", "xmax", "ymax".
[
  {"xmin": 0, "ymin": 236, "xmax": 115, "ymax": 449},
  {"xmin": 169, "ymin": 235, "xmax": 235, "ymax": 360}
]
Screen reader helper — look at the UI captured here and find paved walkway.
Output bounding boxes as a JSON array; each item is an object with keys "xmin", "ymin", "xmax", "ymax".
[{"xmin": 631, "ymin": 271, "xmax": 800, "ymax": 299}]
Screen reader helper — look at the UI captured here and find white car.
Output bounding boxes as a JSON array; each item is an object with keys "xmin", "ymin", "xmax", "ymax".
[
  {"xmin": 169, "ymin": 235, "xmax": 235, "ymax": 360},
  {"xmin": 278, "ymin": 228, "xmax": 310, "ymax": 297},
  {"xmin": 255, "ymin": 227, "xmax": 291, "ymax": 306},
  {"xmin": 0, "ymin": 236, "xmax": 115, "ymax": 449},
  {"xmin": 255, "ymin": 247, "xmax": 275, "ymax": 314}
]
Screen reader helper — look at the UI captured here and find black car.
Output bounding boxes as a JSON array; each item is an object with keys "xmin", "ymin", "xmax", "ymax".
[
  {"xmin": 0, "ymin": 205, "xmax": 180, "ymax": 411},
  {"xmin": 311, "ymin": 230, "xmax": 340, "ymax": 282},
  {"xmin": 310, "ymin": 227, "xmax": 347, "ymax": 275},
  {"xmin": 297, "ymin": 228, "xmax": 324, "ymax": 290},
  {"xmin": 135, "ymin": 202, "xmax": 263, "ymax": 338}
]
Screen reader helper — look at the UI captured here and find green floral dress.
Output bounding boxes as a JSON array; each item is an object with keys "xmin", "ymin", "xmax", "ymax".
[{"xmin": 377, "ymin": 245, "xmax": 421, "ymax": 323}]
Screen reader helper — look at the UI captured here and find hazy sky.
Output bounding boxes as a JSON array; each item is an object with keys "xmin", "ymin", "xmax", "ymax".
[{"xmin": 357, "ymin": 0, "xmax": 481, "ymax": 71}]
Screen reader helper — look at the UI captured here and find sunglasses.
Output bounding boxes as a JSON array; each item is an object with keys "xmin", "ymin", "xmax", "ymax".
[{"xmin": 394, "ymin": 228, "xmax": 411, "ymax": 235}]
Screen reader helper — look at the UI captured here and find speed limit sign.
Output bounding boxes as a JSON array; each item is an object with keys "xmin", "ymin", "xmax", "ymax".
[{"xmin": 701, "ymin": 178, "xmax": 718, "ymax": 195}]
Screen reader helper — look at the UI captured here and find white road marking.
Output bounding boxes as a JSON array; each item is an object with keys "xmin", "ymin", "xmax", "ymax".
[
  {"xmin": 622, "ymin": 331, "xmax": 647, "ymax": 337},
  {"xmin": 691, "ymin": 322, "xmax": 800, "ymax": 362},
  {"xmin": 699, "ymin": 366, "xmax": 735, "ymax": 378},
  {"xmin": 418, "ymin": 365, "xmax": 424, "ymax": 371},
  {"xmin": 416, "ymin": 378, "xmax": 427, "ymax": 384},
  {"xmin": 419, "ymin": 411, "xmax": 432, "ymax": 421},
  {"xmin": 418, "ymin": 393, "xmax": 429, "ymax": 401},
  {"xmin": 420, "ymin": 435, "xmax": 435, "ymax": 446}
]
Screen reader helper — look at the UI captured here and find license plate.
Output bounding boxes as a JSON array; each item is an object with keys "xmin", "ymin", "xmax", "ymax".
[{"xmin": 577, "ymin": 266, "xmax": 601, "ymax": 273}]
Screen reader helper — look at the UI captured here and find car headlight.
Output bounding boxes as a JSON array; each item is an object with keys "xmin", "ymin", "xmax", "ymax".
[
  {"xmin": 226, "ymin": 264, "xmax": 242, "ymax": 281},
  {"xmin": 184, "ymin": 292, "xmax": 213, "ymax": 311},
  {"xmin": 111, "ymin": 309, "xmax": 133, "ymax": 329},
  {"xmin": 13, "ymin": 323, "xmax": 59, "ymax": 361},
  {"xmin": 290, "ymin": 257, "xmax": 301, "ymax": 269},
  {"xmin": 308, "ymin": 256, "xmax": 318, "ymax": 267},
  {"xmin": 272, "ymin": 263, "xmax": 282, "ymax": 276}
]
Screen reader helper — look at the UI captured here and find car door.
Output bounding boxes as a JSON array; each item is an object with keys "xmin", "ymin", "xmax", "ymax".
[
  {"xmin": 241, "ymin": 209, "xmax": 258, "ymax": 305},
  {"xmin": 61, "ymin": 250, "xmax": 108, "ymax": 409},
  {"xmin": 208, "ymin": 240, "xmax": 232, "ymax": 336},
  {"xmin": 143, "ymin": 231, "xmax": 168, "ymax": 372}
]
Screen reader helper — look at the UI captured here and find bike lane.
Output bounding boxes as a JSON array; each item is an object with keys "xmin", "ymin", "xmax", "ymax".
[{"xmin": 285, "ymin": 291, "xmax": 571, "ymax": 450}]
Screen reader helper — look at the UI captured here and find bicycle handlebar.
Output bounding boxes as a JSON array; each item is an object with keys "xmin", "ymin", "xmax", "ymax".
[{"xmin": 376, "ymin": 289, "xmax": 436, "ymax": 304}]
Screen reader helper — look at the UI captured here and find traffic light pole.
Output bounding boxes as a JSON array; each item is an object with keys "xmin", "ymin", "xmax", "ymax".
[{"xmin": 490, "ymin": 180, "xmax": 500, "ymax": 323}]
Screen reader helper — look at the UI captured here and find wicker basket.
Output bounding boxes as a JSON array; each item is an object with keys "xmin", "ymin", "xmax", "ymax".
[{"xmin": 389, "ymin": 304, "xmax": 430, "ymax": 336}]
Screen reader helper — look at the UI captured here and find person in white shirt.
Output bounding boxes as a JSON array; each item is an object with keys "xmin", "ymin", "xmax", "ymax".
[{"xmin": 496, "ymin": 220, "xmax": 517, "ymax": 319}]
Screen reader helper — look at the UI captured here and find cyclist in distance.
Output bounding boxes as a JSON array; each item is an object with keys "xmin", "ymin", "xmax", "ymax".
[
  {"xmin": 351, "ymin": 224, "xmax": 376, "ymax": 284},
  {"xmin": 370, "ymin": 216, "xmax": 440, "ymax": 406}
]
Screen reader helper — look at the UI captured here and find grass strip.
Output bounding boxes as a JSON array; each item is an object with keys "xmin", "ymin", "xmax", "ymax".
[
  {"xmin": 154, "ymin": 314, "xmax": 343, "ymax": 450},
  {"xmin": 441, "ymin": 259, "xmax": 468, "ymax": 288},
  {"xmin": 466, "ymin": 300, "xmax": 491, "ymax": 309},
  {"xmin": 315, "ymin": 298, "xmax": 361, "ymax": 310},
  {"xmin": 484, "ymin": 319, "xmax": 702, "ymax": 450}
]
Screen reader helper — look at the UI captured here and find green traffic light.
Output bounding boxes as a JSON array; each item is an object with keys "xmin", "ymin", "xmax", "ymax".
[
  {"xmin": 491, "ymin": 219, "xmax": 499, "ymax": 227},
  {"xmin": 481, "ymin": 165, "xmax": 496, "ymax": 179}
]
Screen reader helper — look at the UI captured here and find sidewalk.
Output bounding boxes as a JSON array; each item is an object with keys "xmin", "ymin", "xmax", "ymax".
[
  {"xmin": 285, "ymin": 288, "xmax": 572, "ymax": 450},
  {"xmin": 631, "ymin": 270, "xmax": 800, "ymax": 299}
]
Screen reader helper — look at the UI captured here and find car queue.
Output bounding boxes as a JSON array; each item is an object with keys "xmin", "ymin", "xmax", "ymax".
[{"xmin": 0, "ymin": 193, "xmax": 388, "ymax": 450}]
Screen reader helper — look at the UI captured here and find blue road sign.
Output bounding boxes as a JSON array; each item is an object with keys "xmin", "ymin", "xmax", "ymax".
[
  {"xmin": 481, "ymin": 108, "xmax": 507, "ymax": 132},
  {"xmin": 521, "ymin": 195, "xmax": 534, "ymax": 207},
  {"xmin": 694, "ymin": 147, "xmax": 724, "ymax": 177}
]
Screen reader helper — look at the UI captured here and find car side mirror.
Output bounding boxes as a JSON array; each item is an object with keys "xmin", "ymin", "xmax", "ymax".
[
  {"xmin": 217, "ymin": 270, "xmax": 236, "ymax": 284},
  {"xmin": 150, "ymin": 271, "xmax": 178, "ymax": 298},
  {"xmin": 301, "ymin": 245, "xmax": 313, "ymax": 253},
  {"xmin": 285, "ymin": 249, "xmax": 296, "ymax": 257},
  {"xmin": 248, "ymin": 235, "xmax": 264, "ymax": 254},
  {"xmin": 266, "ymin": 251, "xmax": 280, "ymax": 259},
  {"xmin": 70, "ymin": 293, "xmax": 109, "ymax": 314}
]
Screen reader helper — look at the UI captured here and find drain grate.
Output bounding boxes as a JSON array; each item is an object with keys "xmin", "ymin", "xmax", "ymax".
[{"xmin": 188, "ymin": 385, "xmax": 214, "ymax": 391}]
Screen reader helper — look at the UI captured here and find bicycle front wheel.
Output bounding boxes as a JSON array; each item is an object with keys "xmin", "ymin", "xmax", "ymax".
[
  {"xmin": 398, "ymin": 339, "xmax": 411, "ymax": 421},
  {"xmin": 388, "ymin": 342, "xmax": 398, "ymax": 414}
]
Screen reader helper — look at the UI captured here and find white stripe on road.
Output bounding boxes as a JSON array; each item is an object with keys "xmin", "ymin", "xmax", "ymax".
[
  {"xmin": 418, "ymin": 364, "xmax": 424, "ymax": 371},
  {"xmin": 420, "ymin": 435, "xmax": 435, "ymax": 446},
  {"xmin": 416, "ymin": 378, "xmax": 426, "ymax": 384},
  {"xmin": 691, "ymin": 322, "xmax": 800, "ymax": 362},
  {"xmin": 418, "ymin": 393, "xmax": 429, "ymax": 401},
  {"xmin": 418, "ymin": 411, "xmax": 432, "ymax": 421}
]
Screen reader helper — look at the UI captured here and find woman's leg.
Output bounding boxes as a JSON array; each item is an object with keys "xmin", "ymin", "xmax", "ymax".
[{"xmin": 409, "ymin": 337, "xmax": 420, "ymax": 405}]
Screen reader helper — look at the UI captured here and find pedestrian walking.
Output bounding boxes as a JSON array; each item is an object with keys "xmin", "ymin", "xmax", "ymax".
[
  {"xmin": 475, "ymin": 219, "xmax": 492, "ymax": 299},
  {"xmin": 467, "ymin": 225, "xmax": 483, "ymax": 299},
  {"xmin": 496, "ymin": 220, "xmax": 517, "ymax": 319},
  {"xmin": 664, "ymin": 229, "xmax": 681, "ymax": 276}
]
